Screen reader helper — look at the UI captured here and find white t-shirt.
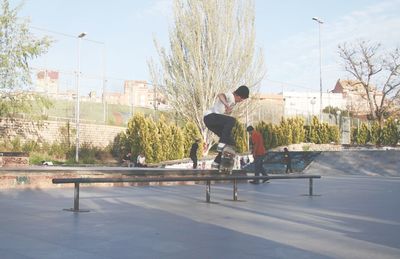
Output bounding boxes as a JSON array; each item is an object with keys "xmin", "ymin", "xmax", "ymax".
[
  {"xmin": 204, "ymin": 92, "xmax": 235, "ymax": 116},
  {"xmin": 137, "ymin": 155, "xmax": 145, "ymax": 164}
]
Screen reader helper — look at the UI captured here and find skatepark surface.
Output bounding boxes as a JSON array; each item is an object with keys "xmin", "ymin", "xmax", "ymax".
[{"xmin": 1, "ymin": 150, "xmax": 399, "ymax": 259}]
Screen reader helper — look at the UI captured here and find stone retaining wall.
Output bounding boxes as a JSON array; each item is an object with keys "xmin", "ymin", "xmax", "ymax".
[
  {"xmin": 0, "ymin": 168, "xmax": 230, "ymax": 189},
  {"xmin": 0, "ymin": 152, "xmax": 29, "ymax": 167},
  {"xmin": 0, "ymin": 118, "xmax": 126, "ymax": 148}
]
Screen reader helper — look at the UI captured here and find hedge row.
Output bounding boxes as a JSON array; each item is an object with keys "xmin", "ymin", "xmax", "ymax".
[
  {"xmin": 113, "ymin": 114, "xmax": 342, "ymax": 163},
  {"xmin": 351, "ymin": 118, "xmax": 399, "ymax": 146},
  {"xmin": 112, "ymin": 113, "xmax": 201, "ymax": 163},
  {"xmin": 255, "ymin": 116, "xmax": 340, "ymax": 150}
]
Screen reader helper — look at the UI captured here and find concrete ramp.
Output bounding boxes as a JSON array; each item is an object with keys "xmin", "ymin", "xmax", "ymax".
[{"xmin": 305, "ymin": 150, "xmax": 400, "ymax": 177}]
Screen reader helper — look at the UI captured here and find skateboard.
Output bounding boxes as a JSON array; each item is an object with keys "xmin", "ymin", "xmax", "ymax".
[{"xmin": 219, "ymin": 145, "xmax": 236, "ymax": 174}]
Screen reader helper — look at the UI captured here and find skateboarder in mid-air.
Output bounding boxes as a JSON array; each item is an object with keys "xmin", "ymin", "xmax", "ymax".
[{"xmin": 203, "ymin": 85, "xmax": 249, "ymax": 169}]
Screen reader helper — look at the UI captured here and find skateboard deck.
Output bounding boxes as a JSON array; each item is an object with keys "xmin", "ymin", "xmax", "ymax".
[{"xmin": 219, "ymin": 145, "xmax": 236, "ymax": 174}]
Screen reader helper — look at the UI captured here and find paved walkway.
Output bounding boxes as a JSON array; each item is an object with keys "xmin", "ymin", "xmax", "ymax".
[{"xmin": 1, "ymin": 175, "xmax": 400, "ymax": 258}]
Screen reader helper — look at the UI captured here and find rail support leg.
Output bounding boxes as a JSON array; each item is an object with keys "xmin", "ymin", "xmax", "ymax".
[
  {"xmin": 74, "ymin": 182, "xmax": 80, "ymax": 211},
  {"xmin": 309, "ymin": 178, "xmax": 313, "ymax": 196},
  {"xmin": 63, "ymin": 183, "xmax": 89, "ymax": 212},
  {"xmin": 206, "ymin": 180, "xmax": 211, "ymax": 203},
  {"xmin": 233, "ymin": 179, "xmax": 238, "ymax": 201}
]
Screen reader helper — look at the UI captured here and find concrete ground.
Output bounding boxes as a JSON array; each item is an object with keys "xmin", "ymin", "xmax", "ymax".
[{"xmin": 1, "ymin": 150, "xmax": 400, "ymax": 259}]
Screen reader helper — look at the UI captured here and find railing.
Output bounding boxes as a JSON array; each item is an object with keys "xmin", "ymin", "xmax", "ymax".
[{"xmin": 52, "ymin": 173, "xmax": 322, "ymax": 212}]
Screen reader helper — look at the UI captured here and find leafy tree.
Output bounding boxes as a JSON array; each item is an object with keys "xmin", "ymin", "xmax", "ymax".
[
  {"xmin": 381, "ymin": 118, "xmax": 398, "ymax": 146},
  {"xmin": 370, "ymin": 121, "xmax": 381, "ymax": 145},
  {"xmin": 149, "ymin": 0, "xmax": 265, "ymax": 150},
  {"xmin": 356, "ymin": 123, "xmax": 370, "ymax": 144},
  {"xmin": 279, "ymin": 119, "xmax": 293, "ymax": 145},
  {"xmin": 270, "ymin": 129, "xmax": 279, "ymax": 148},
  {"xmin": 338, "ymin": 40, "xmax": 400, "ymax": 126},
  {"xmin": 156, "ymin": 115, "xmax": 172, "ymax": 161},
  {"xmin": 232, "ymin": 121, "xmax": 247, "ymax": 153},
  {"xmin": 290, "ymin": 117, "xmax": 306, "ymax": 144},
  {"xmin": 0, "ymin": 0, "xmax": 52, "ymax": 117},
  {"xmin": 182, "ymin": 120, "xmax": 202, "ymax": 156},
  {"xmin": 327, "ymin": 125, "xmax": 340, "ymax": 143},
  {"xmin": 169, "ymin": 123, "xmax": 185, "ymax": 160},
  {"xmin": 125, "ymin": 113, "xmax": 146, "ymax": 157},
  {"xmin": 256, "ymin": 121, "xmax": 274, "ymax": 149},
  {"xmin": 125, "ymin": 113, "xmax": 161, "ymax": 163},
  {"xmin": 306, "ymin": 116, "xmax": 322, "ymax": 144}
]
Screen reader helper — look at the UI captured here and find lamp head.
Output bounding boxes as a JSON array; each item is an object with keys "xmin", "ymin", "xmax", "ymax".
[{"xmin": 312, "ymin": 17, "xmax": 323, "ymax": 24}]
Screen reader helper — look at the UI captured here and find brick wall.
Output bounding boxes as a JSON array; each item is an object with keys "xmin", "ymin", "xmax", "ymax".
[
  {"xmin": 0, "ymin": 118, "xmax": 126, "ymax": 148},
  {"xmin": 0, "ymin": 152, "xmax": 29, "ymax": 167}
]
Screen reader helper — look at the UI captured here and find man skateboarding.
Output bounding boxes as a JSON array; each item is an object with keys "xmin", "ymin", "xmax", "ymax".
[{"xmin": 203, "ymin": 85, "xmax": 249, "ymax": 169}]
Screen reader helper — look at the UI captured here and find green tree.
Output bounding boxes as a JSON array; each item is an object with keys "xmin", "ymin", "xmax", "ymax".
[
  {"xmin": 356, "ymin": 123, "xmax": 370, "ymax": 144},
  {"xmin": 381, "ymin": 118, "xmax": 399, "ymax": 146},
  {"xmin": 279, "ymin": 119, "xmax": 293, "ymax": 145},
  {"xmin": 170, "ymin": 124, "xmax": 185, "ymax": 160},
  {"xmin": 370, "ymin": 121, "xmax": 381, "ymax": 145},
  {"xmin": 232, "ymin": 121, "xmax": 247, "ymax": 153},
  {"xmin": 256, "ymin": 121, "xmax": 275, "ymax": 149},
  {"xmin": 182, "ymin": 121, "xmax": 202, "ymax": 157},
  {"xmin": 327, "ymin": 125, "xmax": 340, "ymax": 143},
  {"xmin": 156, "ymin": 115, "xmax": 171, "ymax": 161},
  {"xmin": 125, "ymin": 113, "xmax": 161, "ymax": 163},
  {"xmin": 307, "ymin": 116, "xmax": 321, "ymax": 144},
  {"xmin": 291, "ymin": 117, "xmax": 306, "ymax": 144},
  {"xmin": 0, "ymin": 0, "xmax": 52, "ymax": 117}
]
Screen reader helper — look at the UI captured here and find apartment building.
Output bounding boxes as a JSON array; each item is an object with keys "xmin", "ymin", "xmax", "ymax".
[{"xmin": 332, "ymin": 79, "xmax": 382, "ymax": 117}]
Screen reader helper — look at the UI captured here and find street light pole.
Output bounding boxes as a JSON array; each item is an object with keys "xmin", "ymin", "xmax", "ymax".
[
  {"xmin": 312, "ymin": 17, "xmax": 323, "ymax": 122},
  {"xmin": 76, "ymin": 32, "xmax": 86, "ymax": 163},
  {"xmin": 102, "ymin": 44, "xmax": 106, "ymax": 124}
]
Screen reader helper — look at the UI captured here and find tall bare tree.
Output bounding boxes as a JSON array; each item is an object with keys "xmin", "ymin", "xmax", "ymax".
[
  {"xmin": 0, "ymin": 0, "xmax": 52, "ymax": 117},
  {"xmin": 338, "ymin": 40, "xmax": 400, "ymax": 125},
  {"xmin": 149, "ymin": 0, "xmax": 265, "ymax": 149}
]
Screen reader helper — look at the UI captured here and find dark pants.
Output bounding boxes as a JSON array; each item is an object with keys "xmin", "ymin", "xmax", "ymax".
[
  {"xmin": 204, "ymin": 113, "xmax": 236, "ymax": 164},
  {"xmin": 204, "ymin": 113, "xmax": 236, "ymax": 145},
  {"xmin": 285, "ymin": 162, "xmax": 293, "ymax": 173},
  {"xmin": 254, "ymin": 155, "xmax": 267, "ymax": 177},
  {"xmin": 191, "ymin": 156, "xmax": 198, "ymax": 169}
]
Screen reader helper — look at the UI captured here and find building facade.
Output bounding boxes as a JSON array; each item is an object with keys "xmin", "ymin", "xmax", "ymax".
[
  {"xmin": 332, "ymin": 79, "xmax": 383, "ymax": 117},
  {"xmin": 282, "ymin": 91, "xmax": 346, "ymax": 118}
]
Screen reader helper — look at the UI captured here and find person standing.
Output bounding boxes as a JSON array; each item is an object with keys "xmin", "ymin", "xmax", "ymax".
[
  {"xmin": 247, "ymin": 126, "xmax": 268, "ymax": 184},
  {"xmin": 203, "ymin": 85, "xmax": 249, "ymax": 168},
  {"xmin": 190, "ymin": 139, "xmax": 200, "ymax": 169},
  {"xmin": 283, "ymin": 147, "xmax": 293, "ymax": 173}
]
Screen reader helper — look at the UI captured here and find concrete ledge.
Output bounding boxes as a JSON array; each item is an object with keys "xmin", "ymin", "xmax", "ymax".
[
  {"xmin": 0, "ymin": 167, "xmax": 247, "ymax": 189},
  {"xmin": 0, "ymin": 152, "xmax": 29, "ymax": 167}
]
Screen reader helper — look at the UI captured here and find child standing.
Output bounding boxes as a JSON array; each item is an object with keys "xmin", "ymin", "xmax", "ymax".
[{"xmin": 283, "ymin": 147, "xmax": 293, "ymax": 173}]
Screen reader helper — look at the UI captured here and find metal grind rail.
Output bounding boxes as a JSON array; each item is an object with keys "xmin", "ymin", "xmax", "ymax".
[{"xmin": 52, "ymin": 174, "xmax": 321, "ymax": 212}]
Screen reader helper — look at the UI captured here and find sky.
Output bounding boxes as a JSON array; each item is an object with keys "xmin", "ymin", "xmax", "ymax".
[{"xmin": 10, "ymin": 0, "xmax": 400, "ymax": 95}]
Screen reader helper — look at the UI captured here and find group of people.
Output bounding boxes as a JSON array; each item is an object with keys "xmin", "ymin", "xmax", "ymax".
[
  {"xmin": 123, "ymin": 84, "xmax": 293, "ymax": 177},
  {"xmin": 122, "ymin": 152, "xmax": 146, "ymax": 167}
]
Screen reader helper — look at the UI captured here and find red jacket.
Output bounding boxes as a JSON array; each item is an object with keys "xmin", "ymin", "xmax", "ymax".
[{"xmin": 250, "ymin": 130, "xmax": 266, "ymax": 157}]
